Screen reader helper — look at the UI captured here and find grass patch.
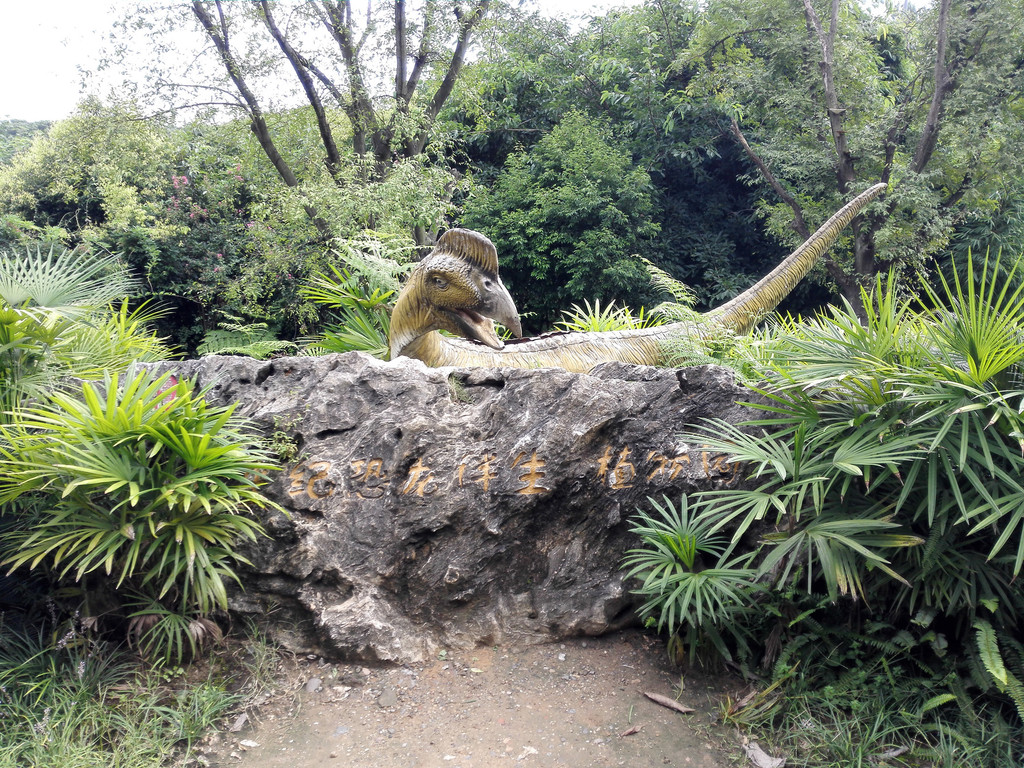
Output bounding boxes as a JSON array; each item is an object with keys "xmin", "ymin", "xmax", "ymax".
[
  {"xmin": 0, "ymin": 617, "xmax": 279, "ymax": 767},
  {"xmin": 724, "ymin": 684, "xmax": 1023, "ymax": 767}
]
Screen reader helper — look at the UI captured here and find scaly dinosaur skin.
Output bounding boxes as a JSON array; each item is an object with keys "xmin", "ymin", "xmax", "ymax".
[{"xmin": 390, "ymin": 183, "xmax": 886, "ymax": 372}]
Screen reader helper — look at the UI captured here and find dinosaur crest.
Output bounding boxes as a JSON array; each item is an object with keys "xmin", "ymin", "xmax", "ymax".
[{"xmin": 434, "ymin": 228, "xmax": 500, "ymax": 278}]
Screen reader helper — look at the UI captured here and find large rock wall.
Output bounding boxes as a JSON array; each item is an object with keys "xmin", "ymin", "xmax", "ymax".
[{"xmin": 148, "ymin": 353, "xmax": 756, "ymax": 663}]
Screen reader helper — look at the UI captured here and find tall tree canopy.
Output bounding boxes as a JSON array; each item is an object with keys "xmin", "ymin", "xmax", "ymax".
[
  {"xmin": 681, "ymin": 0, "xmax": 1024, "ymax": 305},
  {"xmin": 187, "ymin": 1, "xmax": 488, "ymax": 176},
  {"xmin": 7, "ymin": 0, "xmax": 1021, "ymax": 346},
  {"xmin": 108, "ymin": 1, "xmax": 490, "ymax": 243}
]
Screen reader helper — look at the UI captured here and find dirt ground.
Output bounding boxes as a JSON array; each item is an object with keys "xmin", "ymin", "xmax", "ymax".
[{"xmin": 198, "ymin": 630, "xmax": 748, "ymax": 768}]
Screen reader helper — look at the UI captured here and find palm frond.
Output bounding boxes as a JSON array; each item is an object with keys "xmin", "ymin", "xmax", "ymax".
[{"xmin": 0, "ymin": 245, "xmax": 138, "ymax": 314}]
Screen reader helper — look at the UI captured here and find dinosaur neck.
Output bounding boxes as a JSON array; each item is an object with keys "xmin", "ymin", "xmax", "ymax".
[
  {"xmin": 390, "ymin": 275, "xmax": 438, "ymax": 360},
  {"xmin": 409, "ymin": 324, "xmax": 686, "ymax": 372},
  {"xmin": 708, "ymin": 182, "xmax": 886, "ymax": 332}
]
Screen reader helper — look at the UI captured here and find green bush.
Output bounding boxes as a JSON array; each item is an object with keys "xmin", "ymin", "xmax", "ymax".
[
  {"xmin": 0, "ymin": 369, "xmax": 282, "ymax": 661},
  {"xmin": 462, "ymin": 111, "xmax": 659, "ymax": 332},
  {"xmin": 624, "ymin": 252, "xmax": 1024, "ymax": 760}
]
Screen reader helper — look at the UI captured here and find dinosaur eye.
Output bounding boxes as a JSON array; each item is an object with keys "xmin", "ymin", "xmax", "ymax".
[
  {"xmin": 431, "ymin": 275, "xmax": 448, "ymax": 290},
  {"xmin": 483, "ymin": 279, "xmax": 493, "ymax": 290}
]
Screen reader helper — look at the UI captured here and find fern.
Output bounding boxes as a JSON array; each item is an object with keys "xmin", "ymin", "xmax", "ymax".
[
  {"xmin": 973, "ymin": 620, "xmax": 1024, "ymax": 720},
  {"xmin": 641, "ymin": 257, "xmax": 697, "ymax": 310},
  {"xmin": 197, "ymin": 317, "xmax": 295, "ymax": 359},
  {"xmin": 772, "ymin": 632, "xmax": 816, "ymax": 678},
  {"xmin": 975, "ymin": 620, "xmax": 1009, "ymax": 686}
]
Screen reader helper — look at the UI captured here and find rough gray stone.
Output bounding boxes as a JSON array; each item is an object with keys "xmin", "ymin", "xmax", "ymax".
[
  {"xmin": 145, "ymin": 353, "xmax": 757, "ymax": 663},
  {"xmin": 376, "ymin": 687, "xmax": 399, "ymax": 708}
]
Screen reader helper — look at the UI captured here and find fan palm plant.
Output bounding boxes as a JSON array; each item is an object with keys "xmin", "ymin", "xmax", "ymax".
[
  {"xmin": 0, "ymin": 245, "xmax": 171, "ymax": 417},
  {"xmin": 622, "ymin": 495, "xmax": 757, "ymax": 664},
  {"xmin": 626, "ymin": 252, "xmax": 1024, "ymax": 690},
  {"xmin": 0, "ymin": 370, "xmax": 281, "ymax": 661}
]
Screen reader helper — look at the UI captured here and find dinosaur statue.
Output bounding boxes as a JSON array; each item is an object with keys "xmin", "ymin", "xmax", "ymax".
[{"xmin": 389, "ymin": 183, "xmax": 886, "ymax": 373}]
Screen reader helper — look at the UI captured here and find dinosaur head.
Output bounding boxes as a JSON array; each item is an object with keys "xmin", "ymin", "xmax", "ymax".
[{"xmin": 390, "ymin": 229, "xmax": 523, "ymax": 360}]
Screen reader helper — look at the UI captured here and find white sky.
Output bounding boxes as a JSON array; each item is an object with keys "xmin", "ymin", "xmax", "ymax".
[{"xmin": 0, "ymin": 1, "xmax": 632, "ymax": 122}]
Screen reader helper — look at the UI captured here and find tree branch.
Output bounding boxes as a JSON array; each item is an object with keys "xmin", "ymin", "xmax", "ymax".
[
  {"xmin": 426, "ymin": 0, "xmax": 488, "ymax": 121},
  {"xmin": 801, "ymin": 0, "xmax": 855, "ymax": 193},
  {"xmin": 729, "ymin": 118, "xmax": 810, "ymax": 239},
  {"xmin": 138, "ymin": 101, "xmax": 247, "ymax": 120},
  {"xmin": 395, "ymin": 1, "xmax": 408, "ymax": 105},
  {"xmin": 191, "ymin": 1, "xmax": 328, "ymax": 234},
  {"xmin": 729, "ymin": 117, "xmax": 862, "ymax": 299},
  {"xmin": 911, "ymin": 0, "xmax": 953, "ymax": 174},
  {"xmin": 153, "ymin": 81, "xmax": 248, "ymax": 106},
  {"xmin": 402, "ymin": 3, "xmax": 434, "ymax": 109},
  {"xmin": 318, "ymin": 0, "xmax": 379, "ymax": 158},
  {"xmin": 700, "ymin": 27, "xmax": 781, "ymax": 67},
  {"xmin": 403, "ymin": 0, "xmax": 488, "ymax": 156},
  {"xmin": 259, "ymin": 0, "xmax": 343, "ymax": 178}
]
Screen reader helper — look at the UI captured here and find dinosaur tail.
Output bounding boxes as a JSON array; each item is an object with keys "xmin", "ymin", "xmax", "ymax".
[{"xmin": 706, "ymin": 182, "xmax": 887, "ymax": 333}]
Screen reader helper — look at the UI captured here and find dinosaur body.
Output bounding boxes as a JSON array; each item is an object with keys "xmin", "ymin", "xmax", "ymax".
[{"xmin": 390, "ymin": 183, "xmax": 886, "ymax": 373}]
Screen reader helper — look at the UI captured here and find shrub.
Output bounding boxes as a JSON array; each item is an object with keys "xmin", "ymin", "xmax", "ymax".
[
  {"xmin": 0, "ymin": 244, "xmax": 171, "ymax": 417},
  {"xmin": 300, "ymin": 235, "xmax": 415, "ymax": 359},
  {"xmin": 0, "ymin": 369, "xmax": 282, "ymax": 661},
  {"xmin": 624, "ymin": 252, "xmax": 1024, "ymax": 760}
]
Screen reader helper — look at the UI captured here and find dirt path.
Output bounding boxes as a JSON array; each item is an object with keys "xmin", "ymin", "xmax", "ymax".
[{"xmin": 200, "ymin": 631, "xmax": 742, "ymax": 768}]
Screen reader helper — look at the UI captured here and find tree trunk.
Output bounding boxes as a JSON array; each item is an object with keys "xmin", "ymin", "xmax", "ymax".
[
  {"xmin": 260, "ymin": 1, "xmax": 343, "ymax": 179},
  {"xmin": 192, "ymin": 1, "xmax": 331, "ymax": 236}
]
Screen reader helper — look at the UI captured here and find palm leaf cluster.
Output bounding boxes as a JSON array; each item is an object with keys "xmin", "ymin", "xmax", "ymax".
[
  {"xmin": 623, "ymin": 495, "xmax": 756, "ymax": 664},
  {"xmin": 625, "ymin": 252, "xmax": 1024, "ymax": 742},
  {"xmin": 0, "ymin": 245, "xmax": 171, "ymax": 417},
  {"xmin": 555, "ymin": 298, "xmax": 664, "ymax": 332},
  {"xmin": 0, "ymin": 370, "xmax": 282, "ymax": 661}
]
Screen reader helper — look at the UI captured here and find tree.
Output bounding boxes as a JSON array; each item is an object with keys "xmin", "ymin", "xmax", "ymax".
[
  {"xmin": 682, "ymin": 0, "xmax": 1024, "ymax": 309},
  {"xmin": 0, "ymin": 120, "xmax": 50, "ymax": 166},
  {"xmin": 444, "ymin": 2, "xmax": 824, "ymax": 313},
  {"xmin": 187, "ymin": 0, "xmax": 491, "ymax": 170},
  {"xmin": 462, "ymin": 111, "xmax": 659, "ymax": 330},
  {"xmin": 111, "ymin": 2, "xmax": 489, "ymax": 242}
]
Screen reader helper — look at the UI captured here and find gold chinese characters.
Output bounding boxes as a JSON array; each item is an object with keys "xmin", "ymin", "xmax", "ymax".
[{"xmin": 286, "ymin": 444, "xmax": 740, "ymax": 502}]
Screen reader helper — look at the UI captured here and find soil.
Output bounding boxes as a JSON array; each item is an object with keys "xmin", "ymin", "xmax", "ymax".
[{"xmin": 198, "ymin": 630, "xmax": 748, "ymax": 768}]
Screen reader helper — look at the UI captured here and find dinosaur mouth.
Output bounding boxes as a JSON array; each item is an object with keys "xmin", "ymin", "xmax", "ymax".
[{"xmin": 453, "ymin": 309, "xmax": 504, "ymax": 350}]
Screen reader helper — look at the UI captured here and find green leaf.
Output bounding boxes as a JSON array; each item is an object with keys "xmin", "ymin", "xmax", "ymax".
[{"xmin": 974, "ymin": 619, "xmax": 1008, "ymax": 686}]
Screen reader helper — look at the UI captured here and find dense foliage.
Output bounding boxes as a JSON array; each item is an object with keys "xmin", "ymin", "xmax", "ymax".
[
  {"xmin": 463, "ymin": 111, "xmax": 659, "ymax": 330},
  {"xmin": 2, "ymin": 0, "xmax": 1024, "ymax": 761},
  {"xmin": 0, "ymin": 245, "xmax": 170, "ymax": 416},
  {"xmin": 0, "ymin": 101, "xmax": 443, "ymax": 352},
  {"xmin": 626, "ymin": 253, "xmax": 1024, "ymax": 763},
  {"xmin": 4, "ymin": 1, "xmax": 1022, "ymax": 346},
  {"xmin": 0, "ymin": 245, "xmax": 283, "ymax": 662}
]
